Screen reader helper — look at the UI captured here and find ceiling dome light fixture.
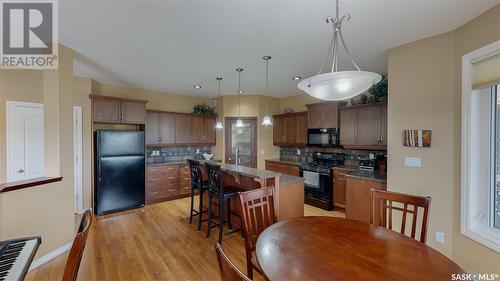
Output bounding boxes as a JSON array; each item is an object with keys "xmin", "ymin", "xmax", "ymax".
[
  {"xmin": 194, "ymin": 85, "xmax": 202, "ymax": 89},
  {"xmin": 261, "ymin": 56, "xmax": 273, "ymax": 126},
  {"xmin": 292, "ymin": 76, "xmax": 302, "ymax": 81},
  {"xmin": 236, "ymin": 68, "xmax": 245, "ymax": 128},
  {"xmin": 215, "ymin": 77, "xmax": 223, "ymax": 129},
  {"xmin": 297, "ymin": 0, "xmax": 382, "ymax": 101}
]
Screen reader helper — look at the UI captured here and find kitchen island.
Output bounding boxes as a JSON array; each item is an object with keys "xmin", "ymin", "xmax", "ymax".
[{"xmin": 199, "ymin": 161, "xmax": 305, "ymax": 221}]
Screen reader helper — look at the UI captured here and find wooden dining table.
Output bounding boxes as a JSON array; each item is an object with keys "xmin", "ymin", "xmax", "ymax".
[{"xmin": 255, "ymin": 217, "xmax": 465, "ymax": 281}]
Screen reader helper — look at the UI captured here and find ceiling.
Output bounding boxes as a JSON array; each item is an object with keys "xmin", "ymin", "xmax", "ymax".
[{"xmin": 60, "ymin": 0, "xmax": 499, "ymax": 98}]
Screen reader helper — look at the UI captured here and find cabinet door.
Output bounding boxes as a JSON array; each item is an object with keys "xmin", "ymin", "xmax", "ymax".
[
  {"xmin": 289, "ymin": 165, "xmax": 301, "ymax": 177},
  {"xmin": 333, "ymin": 171, "xmax": 347, "ymax": 209},
  {"xmin": 273, "ymin": 117, "xmax": 286, "ymax": 145},
  {"xmin": 145, "ymin": 112, "xmax": 160, "ymax": 146},
  {"xmin": 121, "ymin": 101, "xmax": 145, "ymax": 124},
  {"xmin": 356, "ymin": 107, "xmax": 380, "ymax": 146},
  {"xmin": 285, "ymin": 116, "xmax": 298, "ymax": 145},
  {"xmin": 160, "ymin": 113, "xmax": 177, "ymax": 144},
  {"xmin": 191, "ymin": 116, "xmax": 203, "ymax": 143},
  {"xmin": 339, "ymin": 109, "xmax": 357, "ymax": 146},
  {"xmin": 307, "ymin": 104, "xmax": 323, "ymax": 129},
  {"xmin": 379, "ymin": 104, "xmax": 387, "ymax": 146},
  {"xmin": 345, "ymin": 178, "xmax": 386, "ymax": 223},
  {"xmin": 179, "ymin": 165, "xmax": 191, "ymax": 195},
  {"xmin": 93, "ymin": 98, "xmax": 121, "ymax": 123},
  {"xmin": 203, "ymin": 117, "xmax": 216, "ymax": 144},
  {"xmin": 297, "ymin": 113, "xmax": 308, "ymax": 146},
  {"xmin": 176, "ymin": 115, "xmax": 192, "ymax": 144},
  {"xmin": 321, "ymin": 103, "xmax": 338, "ymax": 128}
]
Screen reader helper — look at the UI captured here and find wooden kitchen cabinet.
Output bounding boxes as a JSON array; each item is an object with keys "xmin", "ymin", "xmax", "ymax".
[
  {"xmin": 146, "ymin": 165, "xmax": 180, "ymax": 204},
  {"xmin": 146, "ymin": 112, "xmax": 160, "ymax": 146},
  {"xmin": 345, "ymin": 177, "xmax": 386, "ymax": 223},
  {"xmin": 339, "ymin": 103, "xmax": 387, "ymax": 150},
  {"xmin": 176, "ymin": 115, "xmax": 192, "ymax": 144},
  {"xmin": 91, "ymin": 95, "xmax": 147, "ymax": 124},
  {"xmin": 179, "ymin": 165, "xmax": 192, "ymax": 195},
  {"xmin": 146, "ymin": 110, "xmax": 216, "ymax": 146},
  {"xmin": 265, "ymin": 160, "xmax": 301, "ymax": 176},
  {"xmin": 333, "ymin": 168, "xmax": 355, "ymax": 210},
  {"xmin": 306, "ymin": 102, "xmax": 338, "ymax": 129},
  {"xmin": 272, "ymin": 112, "xmax": 308, "ymax": 147}
]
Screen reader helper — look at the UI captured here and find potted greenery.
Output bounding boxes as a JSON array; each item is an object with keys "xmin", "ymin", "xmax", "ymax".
[
  {"xmin": 368, "ymin": 76, "xmax": 388, "ymax": 103},
  {"xmin": 193, "ymin": 104, "xmax": 215, "ymax": 115}
]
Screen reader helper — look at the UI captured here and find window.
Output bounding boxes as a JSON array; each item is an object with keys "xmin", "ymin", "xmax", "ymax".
[
  {"xmin": 494, "ymin": 85, "xmax": 500, "ymax": 229},
  {"xmin": 461, "ymin": 40, "xmax": 500, "ymax": 253}
]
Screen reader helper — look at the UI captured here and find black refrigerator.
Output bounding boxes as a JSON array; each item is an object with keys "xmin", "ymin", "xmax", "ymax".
[{"xmin": 94, "ymin": 130, "xmax": 145, "ymax": 215}]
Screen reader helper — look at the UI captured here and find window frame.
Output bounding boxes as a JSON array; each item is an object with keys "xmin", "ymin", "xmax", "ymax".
[{"xmin": 461, "ymin": 40, "xmax": 500, "ymax": 253}]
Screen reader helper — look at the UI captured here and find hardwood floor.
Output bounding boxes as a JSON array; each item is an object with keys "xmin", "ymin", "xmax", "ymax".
[{"xmin": 26, "ymin": 197, "xmax": 344, "ymax": 281}]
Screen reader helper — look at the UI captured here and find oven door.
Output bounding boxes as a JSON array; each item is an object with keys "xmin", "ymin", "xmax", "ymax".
[{"xmin": 301, "ymin": 170, "xmax": 332, "ymax": 194}]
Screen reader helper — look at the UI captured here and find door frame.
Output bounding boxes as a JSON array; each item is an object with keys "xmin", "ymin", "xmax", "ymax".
[
  {"xmin": 6, "ymin": 101, "xmax": 44, "ymax": 182},
  {"xmin": 224, "ymin": 117, "xmax": 258, "ymax": 168},
  {"xmin": 73, "ymin": 106, "xmax": 84, "ymax": 213}
]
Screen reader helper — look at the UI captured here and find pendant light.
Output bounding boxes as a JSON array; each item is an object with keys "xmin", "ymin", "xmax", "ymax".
[
  {"xmin": 297, "ymin": 0, "xmax": 382, "ymax": 101},
  {"xmin": 235, "ymin": 68, "xmax": 244, "ymax": 128},
  {"xmin": 215, "ymin": 77, "xmax": 224, "ymax": 129},
  {"xmin": 261, "ymin": 56, "xmax": 273, "ymax": 126}
]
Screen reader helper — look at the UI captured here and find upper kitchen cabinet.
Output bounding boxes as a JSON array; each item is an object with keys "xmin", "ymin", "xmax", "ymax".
[
  {"xmin": 272, "ymin": 112, "xmax": 308, "ymax": 147},
  {"xmin": 91, "ymin": 95, "xmax": 147, "ymax": 124},
  {"xmin": 146, "ymin": 110, "xmax": 216, "ymax": 147},
  {"xmin": 339, "ymin": 103, "xmax": 387, "ymax": 150},
  {"xmin": 306, "ymin": 102, "xmax": 338, "ymax": 129}
]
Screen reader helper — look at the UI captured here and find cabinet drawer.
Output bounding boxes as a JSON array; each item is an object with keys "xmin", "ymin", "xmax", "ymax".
[
  {"xmin": 147, "ymin": 187, "xmax": 179, "ymax": 201},
  {"xmin": 179, "ymin": 184, "xmax": 191, "ymax": 194},
  {"xmin": 289, "ymin": 165, "xmax": 300, "ymax": 177}
]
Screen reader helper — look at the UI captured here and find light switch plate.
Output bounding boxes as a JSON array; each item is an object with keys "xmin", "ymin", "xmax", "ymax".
[
  {"xmin": 404, "ymin": 156, "xmax": 421, "ymax": 167},
  {"xmin": 260, "ymin": 149, "xmax": 265, "ymax": 155},
  {"xmin": 436, "ymin": 232, "xmax": 445, "ymax": 243}
]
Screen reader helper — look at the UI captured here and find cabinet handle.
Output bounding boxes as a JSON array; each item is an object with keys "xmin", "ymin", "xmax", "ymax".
[
  {"xmin": 152, "ymin": 191, "xmax": 159, "ymax": 195},
  {"xmin": 167, "ymin": 189, "xmax": 176, "ymax": 192},
  {"xmin": 168, "ymin": 176, "xmax": 175, "ymax": 179}
]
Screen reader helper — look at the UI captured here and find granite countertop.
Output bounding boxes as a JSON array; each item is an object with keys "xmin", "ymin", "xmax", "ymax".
[
  {"xmin": 146, "ymin": 161, "xmax": 187, "ymax": 167},
  {"xmin": 345, "ymin": 170, "xmax": 387, "ymax": 183},
  {"xmin": 332, "ymin": 165, "xmax": 358, "ymax": 171},
  {"xmin": 265, "ymin": 158, "xmax": 302, "ymax": 166},
  {"xmin": 198, "ymin": 160, "xmax": 304, "ymax": 185}
]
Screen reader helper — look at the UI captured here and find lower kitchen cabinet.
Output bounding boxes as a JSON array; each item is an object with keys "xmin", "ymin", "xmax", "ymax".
[
  {"xmin": 332, "ymin": 168, "xmax": 355, "ymax": 210},
  {"xmin": 345, "ymin": 177, "xmax": 386, "ymax": 223},
  {"xmin": 146, "ymin": 164, "xmax": 192, "ymax": 204},
  {"xmin": 265, "ymin": 160, "xmax": 300, "ymax": 177}
]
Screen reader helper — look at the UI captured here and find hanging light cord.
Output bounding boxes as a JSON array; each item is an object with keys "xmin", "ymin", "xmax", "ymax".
[
  {"xmin": 238, "ymin": 70, "xmax": 241, "ymax": 117},
  {"xmin": 265, "ymin": 58, "xmax": 269, "ymax": 114},
  {"xmin": 217, "ymin": 77, "xmax": 222, "ymax": 120}
]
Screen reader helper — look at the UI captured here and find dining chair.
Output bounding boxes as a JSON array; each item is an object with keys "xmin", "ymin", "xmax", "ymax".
[
  {"xmin": 238, "ymin": 186, "xmax": 276, "ymax": 279},
  {"xmin": 187, "ymin": 159, "xmax": 210, "ymax": 230},
  {"xmin": 215, "ymin": 243, "xmax": 252, "ymax": 281},
  {"xmin": 370, "ymin": 189, "xmax": 431, "ymax": 243},
  {"xmin": 205, "ymin": 162, "xmax": 245, "ymax": 243},
  {"xmin": 62, "ymin": 209, "xmax": 92, "ymax": 281}
]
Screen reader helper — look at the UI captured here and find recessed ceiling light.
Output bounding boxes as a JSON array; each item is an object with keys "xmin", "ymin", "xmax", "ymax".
[
  {"xmin": 194, "ymin": 85, "xmax": 202, "ymax": 89},
  {"xmin": 238, "ymin": 90, "xmax": 244, "ymax": 94},
  {"xmin": 292, "ymin": 76, "xmax": 302, "ymax": 80}
]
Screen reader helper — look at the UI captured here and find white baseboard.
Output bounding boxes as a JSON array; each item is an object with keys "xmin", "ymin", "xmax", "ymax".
[{"xmin": 29, "ymin": 241, "xmax": 73, "ymax": 271}]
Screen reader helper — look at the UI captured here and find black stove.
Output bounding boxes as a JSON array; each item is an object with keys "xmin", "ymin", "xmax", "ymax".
[{"xmin": 300, "ymin": 153, "xmax": 344, "ymax": 210}]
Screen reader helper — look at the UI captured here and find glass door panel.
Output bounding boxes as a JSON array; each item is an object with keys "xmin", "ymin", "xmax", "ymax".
[{"xmin": 225, "ymin": 117, "xmax": 257, "ymax": 168}]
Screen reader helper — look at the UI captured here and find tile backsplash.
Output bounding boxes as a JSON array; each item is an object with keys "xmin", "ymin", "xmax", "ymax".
[
  {"xmin": 146, "ymin": 146, "xmax": 212, "ymax": 164},
  {"xmin": 279, "ymin": 147, "xmax": 386, "ymax": 166}
]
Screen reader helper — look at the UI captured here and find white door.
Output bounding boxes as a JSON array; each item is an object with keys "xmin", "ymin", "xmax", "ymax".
[
  {"xmin": 6, "ymin": 101, "xmax": 44, "ymax": 182},
  {"xmin": 73, "ymin": 106, "xmax": 83, "ymax": 213}
]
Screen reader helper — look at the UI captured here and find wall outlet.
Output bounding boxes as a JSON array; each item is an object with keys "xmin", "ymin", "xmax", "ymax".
[
  {"xmin": 260, "ymin": 149, "xmax": 265, "ymax": 155},
  {"xmin": 404, "ymin": 156, "xmax": 421, "ymax": 167},
  {"xmin": 436, "ymin": 232, "xmax": 445, "ymax": 243}
]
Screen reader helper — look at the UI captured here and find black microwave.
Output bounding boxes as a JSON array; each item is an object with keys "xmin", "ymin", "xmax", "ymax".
[{"xmin": 307, "ymin": 128, "xmax": 340, "ymax": 147}]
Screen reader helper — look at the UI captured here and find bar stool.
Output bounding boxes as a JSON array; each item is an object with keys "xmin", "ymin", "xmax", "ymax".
[
  {"xmin": 205, "ymin": 162, "xmax": 245, "ymax": 243},
  {"xmin": 187, "ymin": 159, "xmax": 210, "ymax": 231}
]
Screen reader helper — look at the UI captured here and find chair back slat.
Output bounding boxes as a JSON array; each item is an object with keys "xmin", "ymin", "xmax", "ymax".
[
  {"xmin": 206, "ymin": 162, "xmax": 223, "ymax": 193},
  {"xmin": 215, "ymin": 243, "xmax": 252, "ymax": 281},
  {"xmin": 370, "ymin": 189, "xmax": 431, "ymax": 243},
  {"xmin": 187, "ymin": 159, "xmax": 203, "ymax": 188},
  {"xmin": 62, "ymin": 209, "xmax": 92, "ymax": 281},
  {"xmin": 239, "ymin": 186, "xmax": 276, "ymax": 253}
]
